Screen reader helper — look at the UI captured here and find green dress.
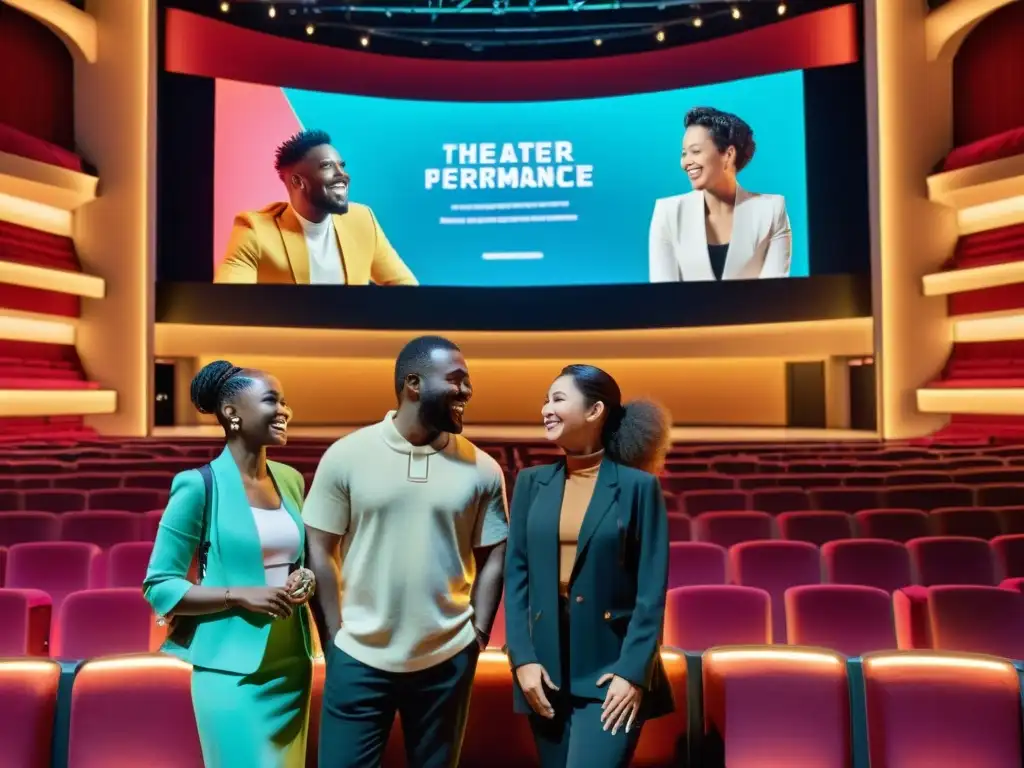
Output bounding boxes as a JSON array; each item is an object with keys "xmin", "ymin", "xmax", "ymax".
[{"xmin": 191, "ymin": 611, "xmax": 312, "ymax": 767}]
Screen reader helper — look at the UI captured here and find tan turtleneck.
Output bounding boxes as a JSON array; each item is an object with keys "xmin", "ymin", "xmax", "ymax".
[{"xmin": 558, "ymin": 450, "xmax": 604, "ymax": 595}]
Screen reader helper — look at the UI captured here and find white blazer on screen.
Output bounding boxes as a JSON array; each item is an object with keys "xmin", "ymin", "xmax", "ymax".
[{"xmin": 648, "ymin": 185, "xmax": 792, "ymax": 282}]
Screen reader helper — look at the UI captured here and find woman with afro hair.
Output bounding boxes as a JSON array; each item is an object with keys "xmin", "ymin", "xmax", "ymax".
[
  {"xmin": 504, "ymin": 364, "xmax": 675, "ymax": 767},
  {"xmin": 649, "ymin": 106, "xmax": 792, "ymax": 282}
]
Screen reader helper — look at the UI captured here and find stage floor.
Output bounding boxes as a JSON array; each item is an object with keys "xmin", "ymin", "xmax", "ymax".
[{"xmin": 152, "ymin": 425, "xmax": 879, "ymax": 443}]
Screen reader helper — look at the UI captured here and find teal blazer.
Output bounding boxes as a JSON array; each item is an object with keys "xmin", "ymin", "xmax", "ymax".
[
  {"xmin": 504, "ymin": 458, "xmax": 674, "ymax": 718},
  {"xmin": 143, "ymin": 447, "xmax": 312, "ymax": 675}
]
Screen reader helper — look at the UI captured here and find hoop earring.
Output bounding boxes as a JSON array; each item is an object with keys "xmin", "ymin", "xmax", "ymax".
[{"xmin": 229, "ymin": 416, "xmax": 241, "ymax": 432}]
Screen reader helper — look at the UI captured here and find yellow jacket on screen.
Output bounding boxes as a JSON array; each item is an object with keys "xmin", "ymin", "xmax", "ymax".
[{"xmin": 215, "ymin": 201, "xmax": 418, "ymax": 285}]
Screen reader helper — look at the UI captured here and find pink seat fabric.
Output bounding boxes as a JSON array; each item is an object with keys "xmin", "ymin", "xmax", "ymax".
[
  {"xmin": 821, "ymin": 539, "xmax": 912, "ymax": 593},
  {"xmin": 907, "ymin": 536, "xmax": 999, "ymax": 586},
  {"xmin": 928, "ymin": 585, "xmax": 1024, "ymax": 660},
  {"xmin": 0, "ymin": 658, "xmax": 61, "ymax": 768},
  {"xmin": 0, "ymin": 588, "xmax": 52, "ymax": 656},
  {"xmin": 730, "ymin": 541, "xmax": 821, "ymax": 643},
  {"xmin": 0, "ymin": 511, "xmax": 60, "ymax": 547},
  {"xmin": 694, "ymin": 511, "xmax": 775, "ymax": 549},
  {"xmin": 106, "ymin": 542, "xmax": 155, "ymax": 588},
  {"xmin": 87, "ymin": 488, "xmax": 167, "ymax": 512},
  {"xmin": 4, "ymin": 542, "xmax": 100, "ymax": 613},
  {"xmin": 862, "ymin": 651, "xmax": 1023, "ymax": 767},
  {"xmin": 785, "ymin": 584, "xmax": 895, "ymax": 657},
  {"xmin": 853, "ymin": 509, "xmax": 929, "ymax": 543},
  {"xmin": 777, "ymin": 511, "xmax": 853, "ymax": 546},
  {"xmin": 52, "ymin": 588, "xmax": 155, "ymax": 659},
  {"xmin": 667, "ymin": 542, "xmax": 728, "ymax": 589},
  {"xmin": 664, "ymin": 585, "xmax": 771, "ymax": 651},
  {"xmin": 59, "ymin": 510, "xmax": 141, "ymax": 549},
  {"xmin": 67, "ymin": 655, "xmax": 204, "ymax": 767},
  {"xmin": 703, "ymin": 647, "xmax": 850, "ymax": 767}
]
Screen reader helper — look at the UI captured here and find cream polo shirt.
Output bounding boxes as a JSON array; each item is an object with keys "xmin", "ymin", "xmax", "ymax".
[{"xmin": 302, "ymin": 412, "xmax": 509, "ymax": 673}]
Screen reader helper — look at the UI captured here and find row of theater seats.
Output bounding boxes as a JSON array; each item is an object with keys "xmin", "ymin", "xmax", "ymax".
[
  {"xmin": 3, "ymin": 647, "xmax": 1022, "ymax": 767},
  {"xmin": 4, "ymin": 476, "xmax": 1024, "ymax": 519},
  {"xmin": 6, "ymin": 576, "xmax": 1022, "ymax": 664},
  {"xmin": 4, "ymin": 535, "xmax": 1023, "ymax": 662},
  {"xmin": 665, "ymin": 583, "xmax": 1024, "ymax": 660}
]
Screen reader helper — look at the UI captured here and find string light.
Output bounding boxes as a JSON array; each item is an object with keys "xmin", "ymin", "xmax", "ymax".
[
  {"xmin": 593, "ymin": 38, "xmax": 603, "ymax": 46},
  {"xmin": 655, "ymin": 30, "xmax": 665, "ymax": 42},
  {"xmin": 268, "ymin": 5, "xmax": 276, "ymax": 19},
  {"xmin": 360, "ymin": 35, "xmax": 371, "ymax": 47},
  {"xmin": 305, "ymin": 23, "xmax": 314, "ymax": 35},
  {"xmin": 731, "ymin": 6, "xmax": 741, "ymax": 19},
  {"xmin": 777, "ymin": 2, "xmax": 787, "ymax": 14},
  {"xmin": 693, "ymin": 17, "xmax": 703, "ymax": 27},
  {"xmin": 218, "ymin": 1, "xmax": 229, "ymax": 13}
]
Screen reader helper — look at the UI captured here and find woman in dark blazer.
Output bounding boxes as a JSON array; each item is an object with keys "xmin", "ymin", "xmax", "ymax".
[
  {"xmin": 144, "ymin": 360, "xmax": 316, "ymax": 767},
  {"xmin": 504, "ymin": 364, "xmax": 674, "ymax": 767}
]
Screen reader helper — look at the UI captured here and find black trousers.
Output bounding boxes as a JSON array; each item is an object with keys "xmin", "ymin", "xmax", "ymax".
[
  {"xmin": 318, "ymin": 642, "xmax": 479, "ymax": 768},
  {"xmin": 528, "ymin": 597, "xmax": 643, "ymax": 768}
]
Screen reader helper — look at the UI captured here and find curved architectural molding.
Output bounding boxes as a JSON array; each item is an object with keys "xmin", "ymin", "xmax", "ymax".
[
  {"xmin": 918, "ymin": 386, "xmax": 1024, "ymax": 415},
  {"xmin": 154, "ymin": 317, "xmax": 874, "ymax": 361},
  {"xmin": 926, "ymin": 152, "xmax": 1024, "ymax": 235},
  {"xmin": 1, "ymin": 0, "xmax": 98, "ymax": 63},
  {"xmin": 0, "ymin": 259, "xmax": 105, "ymax": 299},
  {"xmin": 0, "ymin": 388, "xmax": 116, "ymax": 417},
  {"xmin": 952, "ymin": 310, "xmax": 1024, "ymax": 342},
  {"xmin": 0, "ymin": 310, "xmax": 77, "ymax": 345},
  {"xmin": 925, "ymin": 0, "xmax": 1017, "ymax": 62},
  {"xmin": 0, "ymin": 150, "xmax": 98, "ymax": 212},
  {"xmin": 923, "ymin": 260, "xmax": 1024, "ymax": 297}
]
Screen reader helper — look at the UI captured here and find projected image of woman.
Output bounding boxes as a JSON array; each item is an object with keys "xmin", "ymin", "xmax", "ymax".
[{"xmin": 648, "ymin": 107, "xmax": 791, "ymax": 282}]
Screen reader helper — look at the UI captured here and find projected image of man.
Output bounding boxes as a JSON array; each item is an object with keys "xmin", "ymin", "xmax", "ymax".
[
  {"xmin": 216, "ymin": 130, "xmax": 418, "ymax": 285},
  {"xmin": 648, "ymin": 107, "xmax": 791, "ymax": 282}
]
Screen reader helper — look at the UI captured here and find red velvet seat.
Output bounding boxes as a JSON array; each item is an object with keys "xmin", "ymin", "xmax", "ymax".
[
  {"xmin": 106, "ymin": 541, "xmax": 155, "ymax": 588},
  {"xmin": 0, "ymin": 658, "xmax": 61, "ymax": 768},
  {"xmin": 52, "ymin": 473, "xmax": 121, "ymax": 491},
  {"xmin": 4, "ymin": 542, "xmax": 100, "ymax": 613},
  {"xmin": 995, "ymin": 505, "xmax": 1024, "ymax": 534},
  {"xmin": 730, "ymin": 541, "xmax": 821, "ymax": 643},
  {"xmin": 777, "ymin": 511, "xmax": 853, "ymax": 546},
  {"xmin": 0, "ymin": 588, "xmax": 52, "ymax": 656},
  {"xmin": 87, "ymin": 488, "xmax": 167, "ymax": 512},
  {"xmin": 930, "ymin": 507, "xmax": 1002, "ymax": 540},
  {"xmin": 661, "ymin": 473, "xmax": 734, "ymax": 494},
  {"xmin": 21, "ymin": 489, "xmax": 86, "ymax": 513},
  {"xmin": 665, "ymin": 512, "xmax": 692, "ymax": 542},
  {"xmin": 907, "ymin": 535, "xmax": 998, "ymax": 586},
  {"xmin": 668, "ymin": 542, "xmax": 728, "ymax": 588},
  {"xmin": 141, "ymin": 508, "xmax": 163, "ymax": 540},
  {"xmin": 0, "ymin": 511, "xmax": 60, "ymax": 546},
  {"xmin": 68, "ymin": 655, "xmax": 204, "ymax": 767},
  {"xmin": 821, "ymin": 539, "xmax": 912, "ymax": 593},
  {"xmin": 664, "ymin": 585, "xmax": 771, "ymax": 651},
  {"xmin": 694, "ymin": 511, "xmax": 775, "ymax": 549},
  {"xmin": 785, "ymin": 584, "xmax": 895, "ymax": 657},
  {"xmin": 677, "ymin": 489, "xmax": 747, "ymax": 516},
  {"xmin": 60, "ymin": 510, "xmax": 141, "ymax": 549},
  {"xmin": 928, "ymin": 585, "xmax": 1024, "ymax": 659},
  {"xmin": 853, "ymin": 508, "xmax": 929, "ymax": 543},
  {"xmin": 808, "ymin": 487, "xmax": 882, "ymax": 514},
  {"xmin": 53, "ymin": 588, "xmax": 156, "ymax": 659},
  {"xmin": 702, "ymin": 646, "xmax": 850, "ymax": 766},
  {"xmin": 862, "ymin": 651, "xmax": 1023, "ymax": 766},
  {"xmin": 977, "ymin": 483, "xmax": 1024, "ymax": 507},
  {"xmin": 749, "ymin": 488, "xmax": 810, "ymax": 514}
]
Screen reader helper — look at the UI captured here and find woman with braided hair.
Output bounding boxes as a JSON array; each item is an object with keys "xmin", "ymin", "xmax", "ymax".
[
  {"xmin": 144, "ymin": 360, "xmax": 315, "ymax": 767},
  {"xmin": 504, "ymin": 364, "xmax": 675, "ymax": 767}
]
